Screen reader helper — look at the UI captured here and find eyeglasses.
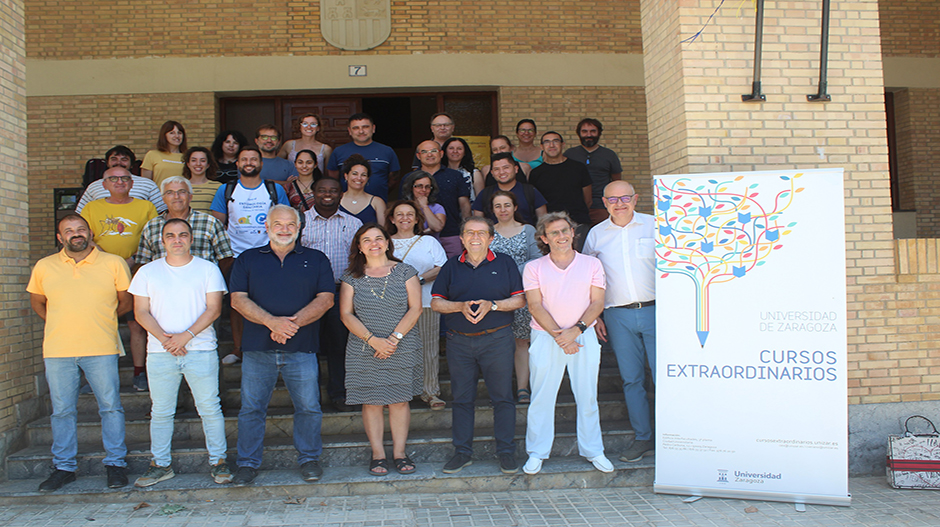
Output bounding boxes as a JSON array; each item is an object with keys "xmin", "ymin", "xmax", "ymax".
[
  {"xmin": 431, "ymin": 123, "xmax": 454, "ymax": 128},
  {"xmin": 541, "ymin": 139, "xmax": 563, "ymax": 145},
  {"xmin": 164, "ymin": 189, "xmax": 191, "ymax": 197},
  {"xmin": 518, "ymin": 128, "xmax": 536, "ymax": 134},
  {"xmin": 258, "ymin": 135, "xmax": 279, "ymax": 141},
  {"xmin": 413, "ymin": 183, "xmax": 432, "ymax": 189},
  {"xmin": 300, "ymin": 122, "xmax": 318, "ymax": 128},
  {"xmin": 106, "ymin": 176, "xmax": 132, "ymax": 183},
  {"xmin": 604, "ymin": 195, "xmax": 636, "ymax": 204},
  {"xmin": 418, "ymin": 149, "xmax": 440, "ymax": 155},
  {"xmin": 462, "ymin": 230, "xmax": 490, "ymax": 239},
  {"xmin": 546, "ymin": 227, "xmax": 572, "ymax": 237}
]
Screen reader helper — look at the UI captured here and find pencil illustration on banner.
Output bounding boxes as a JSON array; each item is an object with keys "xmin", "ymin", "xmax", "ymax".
[{"xmin": 655, "ymin": 173, "xmax": 803, "ymax": 346}]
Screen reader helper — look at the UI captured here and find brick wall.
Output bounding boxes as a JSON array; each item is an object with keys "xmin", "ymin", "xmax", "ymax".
[
  {"xmin": 638, "ymin": 0, "xmax": 925, "ymax": 404},
  {"xmin": 27, "ymin": 93, "xmax": 217, "ymax": 260},
  {"xmin": 0, "ymin": 0, "xmax": 35, "ymax": 434},
  {"xmin": 26, "ymin": 0, "xmax": 643, "ymax": 60},
  {"xmin": 894, "ymin": 89, "xmax": 940, "ymax": 237},
  {"xmin": 878, "ymin": 0, "xmax": 940, "ymax": 57},
  {"xmin": 498, "ymin": 86, "xmax": 652, "ymax": 211}
]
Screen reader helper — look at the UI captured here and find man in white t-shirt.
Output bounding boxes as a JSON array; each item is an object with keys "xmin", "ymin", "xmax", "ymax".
[
  {"xmin": 210, "ymin": 146, "xmax": 289, "ymax": 364},
  {"xmin": 522, "ymin": 211, "xmax": 613, "ymax": 475},
  {"xmin": 128, "ymin": 218, "xmax": 232, "ymax": 488}
]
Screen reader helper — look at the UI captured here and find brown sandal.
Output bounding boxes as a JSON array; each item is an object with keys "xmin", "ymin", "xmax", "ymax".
[{"xmin": 427, "ymin": 395, "xmax": 446, "ymax": 410}]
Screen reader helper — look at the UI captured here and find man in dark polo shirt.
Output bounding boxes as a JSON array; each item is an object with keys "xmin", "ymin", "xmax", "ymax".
[
  {"xmin": 431, "ymin": 217, "xmax": 526, "ymax": 475},
  {"xmin": 229, "ymin": 205, "xmax": 334, "ymax": 486},
  {"xmin": 417, "ymin": 139, "xmax": 471, "ymax": 258}
]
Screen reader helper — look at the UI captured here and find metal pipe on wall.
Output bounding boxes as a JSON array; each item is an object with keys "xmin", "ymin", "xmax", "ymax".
[
  {"xmin": 742, "ymin": 0, "xmax": 766, "ymax": 102},
  {"xmin": 808, "ymin": 0, "xmax": 832, "ymax": 102}
]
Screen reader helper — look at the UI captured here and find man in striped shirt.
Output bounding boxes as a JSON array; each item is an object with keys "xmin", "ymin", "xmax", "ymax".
[{"xmin": 300, "ymin": 178, "xmax": 362, "ymax": 412}]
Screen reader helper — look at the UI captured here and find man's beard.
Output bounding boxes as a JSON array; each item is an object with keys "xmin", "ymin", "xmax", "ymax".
[
  {"xmin": 580, "ymin": 136, "xmax": 598, "ymax": 148},
  {"xmin": 66, "ymin": 236, "xmax": 89, "ymax": 252},
  {"xmin": 239, "ymin": 165, "xmax": 260, "ymax": 177}
]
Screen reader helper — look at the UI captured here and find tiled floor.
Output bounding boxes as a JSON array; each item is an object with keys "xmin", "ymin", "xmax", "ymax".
[{"xmin": 1, "ymin": 477, "xmax": 938, "ymax": 526}]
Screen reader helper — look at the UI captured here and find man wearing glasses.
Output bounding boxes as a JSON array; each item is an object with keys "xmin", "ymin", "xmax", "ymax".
[
  {"xmin": 431, "ymin": 217, "xmax": 525, "ymax": 475},
  {"xmin": 76, "ymin": 145, "xmax": 166, "ymax": 214},
  {"xmin": 411, "ymin": 113, "xmax": 457, "ymax": 169},
  {"xmin": 82, "ymin": 166, "xmax": 159, "ymax": 391},
  {"xmin": 255, "ymin": 124, "xmax": 297, "ymax": 184},
  {"xmin": 582, "ymin": 180, "xmax": 656, "ymax": 464},
  {"xmin": 528, "ymin": 131, "xmax": 593, "ymax": 248},
  {"xmin": 416, "ymin": 140, "xmax": 471, "ymax": 257}
]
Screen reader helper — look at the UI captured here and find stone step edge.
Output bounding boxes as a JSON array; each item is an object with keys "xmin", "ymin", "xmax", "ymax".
[
  {"xmin": 0, "ymin": 456, "xmax": 656, "ymax": 504},
  {"xmin": 9, "ymin": 421, "xmax": 637, "ymax": 462}
]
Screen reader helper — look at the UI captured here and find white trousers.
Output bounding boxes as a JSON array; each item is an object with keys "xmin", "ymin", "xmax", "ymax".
[{"xmin": 525, "ymin": 328, "xmax": 605, "ymax": 460}]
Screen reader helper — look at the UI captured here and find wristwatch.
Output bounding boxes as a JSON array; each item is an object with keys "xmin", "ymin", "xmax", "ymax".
[
  {"xmin": 391, "ymin": 331, "xmax": 405, "ymax": 340},
  {"xmin": 419, "ymin": 277, "xmax": 426, "ymax": 285},
  {"xmin": 490, "ymin": 301, "xmax": 499, "ymax": 312},
  {"xmin": 575, "ymin": 321, "xmax": 588, "ymax": 334}
]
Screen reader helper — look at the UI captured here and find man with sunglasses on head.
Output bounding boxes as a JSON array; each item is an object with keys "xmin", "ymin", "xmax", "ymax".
[
  {"xmin": 582, "ymin": 180, "xmax": 656, "ymax": 465},
  {"xmin": 82, "ymin": 166, "xmax": 159, "ymax": 391}
]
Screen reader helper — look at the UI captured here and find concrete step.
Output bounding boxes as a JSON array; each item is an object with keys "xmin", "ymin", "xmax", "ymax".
[
  {"xmin": 28, "ymin": 394, "xmax": 633, "ymax": 446},
  {"xmin": 7, "ymin": 420, "xmax": 637, "ymax": 479},
  {"xmin": 0, "ymin": 454, "xmax": 655, "ymax": 504}
]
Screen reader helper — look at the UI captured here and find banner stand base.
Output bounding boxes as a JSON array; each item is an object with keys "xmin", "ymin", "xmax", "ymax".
[{"xmin": 654, "ymin": 484, "xmax": 852, "ymax": 507}]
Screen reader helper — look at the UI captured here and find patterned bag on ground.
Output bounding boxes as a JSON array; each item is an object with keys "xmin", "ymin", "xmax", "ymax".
[{"xmin": 887, "ymin": 415, "xmax": 940, "ymax": 489}]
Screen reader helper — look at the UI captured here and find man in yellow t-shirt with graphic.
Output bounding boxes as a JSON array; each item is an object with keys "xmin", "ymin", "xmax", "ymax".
[
  {"xmin": 82, "ymin": 166, "xmax": 158, "ymax": 392},
  {"xmin": 27, "ymin": 214, "xmax": 133, "ymax": 492}
]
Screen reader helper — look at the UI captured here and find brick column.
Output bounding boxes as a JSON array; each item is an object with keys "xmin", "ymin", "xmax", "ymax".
[
  {"xmin": 638, "ymin": 0, "xmax": 925, "ymax": 474},
  {"xmin": 0, "ymin": 0, "xmax": 40, "ymax": 475}
]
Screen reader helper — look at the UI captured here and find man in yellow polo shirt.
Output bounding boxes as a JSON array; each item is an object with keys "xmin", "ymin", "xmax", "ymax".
[
  {"xmin": 82, "ymin": 166, "xmax": 158, "ymax": 392},
  {"xmin": 26, "ymin": 214, "xmax": 133, "ymax": 492}
]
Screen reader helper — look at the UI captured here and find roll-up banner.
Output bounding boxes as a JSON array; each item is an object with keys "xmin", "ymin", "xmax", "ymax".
[{"xmin": 653, "ymin": 168, "xmax": 849, "ymax": 506}]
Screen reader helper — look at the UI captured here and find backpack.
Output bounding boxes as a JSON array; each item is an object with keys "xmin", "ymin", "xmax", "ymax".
[{"xmin": 223, "ymin": 180, "xmax": 305, "ymax": 230}]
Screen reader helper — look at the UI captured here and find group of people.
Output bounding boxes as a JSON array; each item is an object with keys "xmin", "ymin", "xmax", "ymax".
[{"xmin": 26, "ymin": 111, "xmax": 655, "ymax": 492}]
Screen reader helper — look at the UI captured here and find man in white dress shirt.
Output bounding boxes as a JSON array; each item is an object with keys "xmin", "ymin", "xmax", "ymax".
[{"xmin": 582, "ymin": 180, "xmax": 656, "ymax": 463}]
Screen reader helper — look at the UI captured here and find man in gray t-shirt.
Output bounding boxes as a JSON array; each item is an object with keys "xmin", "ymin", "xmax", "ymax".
[{"xmin": 564, "ymin": 118, "xmax": 622, "ymax": 225}]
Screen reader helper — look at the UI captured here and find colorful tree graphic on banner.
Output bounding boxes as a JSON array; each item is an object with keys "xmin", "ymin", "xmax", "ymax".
[{"xmin": 655, "ymin": 174, "xmax": 803, "ymax": 346}]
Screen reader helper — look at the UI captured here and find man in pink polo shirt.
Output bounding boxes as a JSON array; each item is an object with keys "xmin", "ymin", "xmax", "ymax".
[{"xmin": 522, "ymin": 211, "xmax": 613, "ymax": 475}]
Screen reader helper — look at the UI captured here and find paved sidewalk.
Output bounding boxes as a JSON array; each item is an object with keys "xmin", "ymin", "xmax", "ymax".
[{"xmin": 1, "ymin": 477, "xmax": 938, "ymax": 526}]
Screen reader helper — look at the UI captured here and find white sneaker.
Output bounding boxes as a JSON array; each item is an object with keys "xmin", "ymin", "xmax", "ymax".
[
  {"xmin": 589, "ymin": 455, "xmax": 614, "ymax": 473},
  {"xmin": 221, "ymin": 354, "xmax": 241, "ymax": 365},
  {"xmin": 523, "ymin": 456, "xmax": 543, "ymax": 475}
]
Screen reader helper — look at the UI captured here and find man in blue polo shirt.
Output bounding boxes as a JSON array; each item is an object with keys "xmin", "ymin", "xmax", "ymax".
[
  {"xmin": 228, "ymin": 205, "xmax": 334, "ymax": 486},
  {"xmin": 431, "ymin": 216, "xmax": 525, "ymax": 475},
  {"xmin": 326, "ymin": 113, "xmax": 400, "ymax": 200}
]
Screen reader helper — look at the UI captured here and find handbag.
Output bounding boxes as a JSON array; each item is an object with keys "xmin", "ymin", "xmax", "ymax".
[{"xmin": 886, "ymin": 415, "xmax": 940, "ymax": 489}]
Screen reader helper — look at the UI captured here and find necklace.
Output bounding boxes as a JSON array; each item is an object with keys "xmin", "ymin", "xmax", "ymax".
[{"xmin": 369, "ymin": 265, "xmax": 393, "ymax": 300}]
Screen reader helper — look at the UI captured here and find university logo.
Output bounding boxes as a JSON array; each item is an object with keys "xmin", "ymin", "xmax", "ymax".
[
  {"xmin": 717, "ymin": 469, "xmax": 728, "ymax": 484},
  {"xmin": 320, "ymin": 0, "xmax": 391, "ymax": 51}
]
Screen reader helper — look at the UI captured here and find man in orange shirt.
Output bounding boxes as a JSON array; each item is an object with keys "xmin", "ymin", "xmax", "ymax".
[{"xmin": 27, "ymin": 214, "xmax": 133, "ymax": 492}]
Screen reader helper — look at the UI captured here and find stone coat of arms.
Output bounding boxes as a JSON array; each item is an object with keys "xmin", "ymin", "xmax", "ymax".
[{"xmin": 320, "ymin": 0, "xmax": 391, "ymax": 51}]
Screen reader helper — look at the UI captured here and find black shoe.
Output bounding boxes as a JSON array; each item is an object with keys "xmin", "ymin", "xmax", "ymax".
[
  {"xmin": 38, "ymin": 469, "xmax": 76, "ymax": 492},
  {"xmin": 300, "ymin": 460, "xmax": 323, "ymax": 482},
  {"xmin": 332, "ymin": 398, "xmax": 354, "ymax": 412},
  {"xmin": 106, "ymin": 465, "xmax": 128, "ymax": 488},
  {"xmin": 442, "ymin": 453, "xmax": 473, "ymax": 474},
  {"xmin": 498, "ymin": 453, "xmax": 518, "ymax": 474},
  {"xmin": 233, "ymin": 466, "xmax": 258, "ymax": 486}
]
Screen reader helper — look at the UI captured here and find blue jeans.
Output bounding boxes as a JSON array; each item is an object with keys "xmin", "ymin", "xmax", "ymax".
[
  {"xmin": 45, "ymin": 355, "xmax": 126, "ymax": 471},
  {"xmin": 445, "ymin": 326, "xmax": 516, "ymax": 455},
  {"xmin": 147, "ymin": 350, "xmax": 226, "ymax": 467},
  {"xmin": 604, "ymin": 305, "xmax": 656, "ymax": 441},
  {"xmin": 237, "ymin": 351, "xmax": 322, "ymax": 468}
]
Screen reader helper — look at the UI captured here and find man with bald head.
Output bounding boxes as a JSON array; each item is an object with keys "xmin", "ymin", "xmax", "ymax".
[
  {"xmin": 416, "ymin": 139, "xmax": 471, "ymax": 257},
  {"xmin": 582, "ymin": 180, "xmax": 656, "ymax": 464}
]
